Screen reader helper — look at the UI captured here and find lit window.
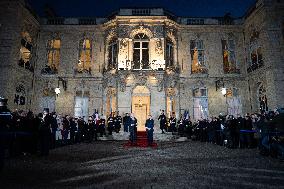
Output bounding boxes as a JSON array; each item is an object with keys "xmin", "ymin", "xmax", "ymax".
[
  {"xmin": 19, "ymin": 32, "xmax": 33, "ymax": 71},
  {"xmin": 190, "ymin": 40, "xmax": 207, "ymax": 74},
  {"xmin": 133, "ymin": 33, "xmax": 150, "ymax": 70},
  {"xmin": 222, "ymin": 39, "xmax": 239, "ymax": 73},
  {"xmin": 47, "ymin": 39, "xmax": 61, "ymax": 73},
  {"xmin": 247, "ymin": 30, "xmax": 263, "ymax": 73},
  {"xmin": 78, "ymin": 39, "xmax": 92, "ymax": 73}
]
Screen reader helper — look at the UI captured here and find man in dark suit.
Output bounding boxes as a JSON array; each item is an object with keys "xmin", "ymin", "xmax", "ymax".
[
  {"xmin": 145, "ymin": 115, "xmax": 154, "ymax": 146},
  {"xmin": 158, "ymin": 110, "xmax": 167, "ymax": 134},
  {"xmin": 129, "ymin": 113, "xmax": 137, "ymax": 145},
  {"xmin": 39, "ymin": 108, "xmax": 52, "ymax": 156}
]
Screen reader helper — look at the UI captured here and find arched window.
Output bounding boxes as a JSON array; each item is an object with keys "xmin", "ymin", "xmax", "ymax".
[
  {"xmin": 166, "ymin": 38, "xmax": 174, "ymax": 68},
  {"xmin": 133, "ymin": 33, "xmax": 149, "ymax": 70},
  {"xmin": 192, "ymin": 87, "xmax": 208, "ymax": 121},
  {"xmin": 108, "ymin": 38, "xmax": 118, "ymax": 69},
  {"xmin": 78, "ymin": 39, "xmax": 92, "ymax": 73}
]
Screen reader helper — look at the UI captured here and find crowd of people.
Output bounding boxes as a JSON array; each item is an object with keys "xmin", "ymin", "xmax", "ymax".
[
  {"xmin": 161, "ymin": 109, "xmax": 284, "ymax": 160},
  {"xmin": 1, "ymin": 96, "xmax": 284, "ymax": 171}
]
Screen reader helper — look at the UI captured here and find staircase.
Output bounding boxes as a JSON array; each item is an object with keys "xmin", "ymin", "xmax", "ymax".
[{"xmin": 124, "ymin": 131, "xmax": 157, "ymax": 147}]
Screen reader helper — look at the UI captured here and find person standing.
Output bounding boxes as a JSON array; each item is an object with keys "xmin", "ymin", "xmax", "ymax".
[
  {"xmin": 99, "ymin": 115, "xmax": 106, "ymax": 137},
  {"xmin": 114, "ymin": 111, "xmax": 122, "ymax": 133},
  {"xmin": 169, "ymin": 113, "xmax": 177, "ymax": 134},
  {"xmin": 50, "ymin": 113, "xmax": 58, "ymax": 148},
  {"xmin": 107, "ymin": 113, "xmax": 114, "ymax": 135},
  {"xmin": 87, "ymin": 116, "xmax": 95, "ymax": 142},
  {"xmin": 62, "ymin": 115, "xmax": 70, "ymax": 145},
  {"xmin": 158, "ymin": 110, "xmax": 167, "ymax": 134},
  {"xmin": 129, "ymin": 113, "xmax": 137, "ymax": 145},
  {"xmin": 39, "ymin": 108, "xmax": 51, "ymax": 156},
  {"xmin": 123, "ymin": 113, "xmax": 131, "ymax": 132},
  {"xmin": 69, "ymin": 117, "xmax": 77, "ymax": 144},
  {"xmin": 145, "ymin": 115, "xmax": 154, "ymax": 146}
]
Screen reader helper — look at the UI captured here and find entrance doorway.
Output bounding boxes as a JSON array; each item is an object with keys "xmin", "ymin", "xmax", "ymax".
[{"xmin": 132, "ymin": 86, "xmax": 150, "ymax": 131}]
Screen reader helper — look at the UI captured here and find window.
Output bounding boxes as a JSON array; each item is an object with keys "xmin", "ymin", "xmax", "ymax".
[
  {"xmin": 40, "ymin": 96, "xmax": 55, "ymax": 113},
  {"xmin": 193, "ymin": 88, "xmax": 208, "ymax": 121},
  {"xmin": 166, "ymin": 88, "xmax": 176, "ymax": 117},
  {"xmin": 108, "ymin": 39, "xmax": 118, "ymax": 69},
  {"xmin": 226, "ymin": 88, "xmax": 242, "ymax": 117},
  {"xmin": 247, "ymin": 30, "xmax": 263, "ymax": 73},
  {"xmin": 77, "ymin": 39, "xmax": 92, "ymax": 73},
  {"xmin": 133, "ymin": 33, "xmax": 149, "ymax": 70},
  {"xmin": 222, "ymin": 39, "xmax": 239, "ymax": 73},
  {"xmin": 79, "ymin": 18, "xmax": 96, "ymax": 25},
  {"xmin": 250, "ymin": 47, "xmax": 263, "ymax": 65},
  {"xmin": 74, "ymin": 95, "xmax": 89, "ymax": 122},
  {"xmin": 132, "ymin": 9, "xmax": 151, "ymax": 16},
  {"xmin": 187, "ymin": 19, "xmax": 204, "ymax": 25},
  {"xmin": 46, "ymin": 39, "xmax": 60, "ymax": 73},
  {"xmin": 190, "ymin": 40, "xmax": 207, "ymax": 74},
  {"xmin": 19, "ymin": 32, "xmax": 33, "ymax": 71},
  {"xmin": 166, "ymin": 38, "xmax": 174, "ymax": 68}
]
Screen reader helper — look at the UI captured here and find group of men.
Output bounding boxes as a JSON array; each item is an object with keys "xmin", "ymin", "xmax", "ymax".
[{"xmin": 126, "ymin": 113, "xmax": 155, "ymax": 146}]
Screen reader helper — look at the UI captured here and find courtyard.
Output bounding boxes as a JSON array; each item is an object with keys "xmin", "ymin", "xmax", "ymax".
[{"xmin": 0, "ymin": 140, "xmax": 283, "ymax": 189}]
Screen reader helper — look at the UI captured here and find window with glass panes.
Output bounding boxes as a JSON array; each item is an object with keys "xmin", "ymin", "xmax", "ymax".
[
  {"xmin": 78, "ymin": 39, "xmax": 92, "ymax": 73},
  {"xmin": 19, "ymin": 32, "xmax": 32, "ymax": 70},
  {"xmin": 47, "ymin": 39, "xmax": 60, "ymax": 72},
  {"xmin": 221, "ymin": 39, "xmax": 237, "ymax": 73},
  {"xmin": 133, "ymin": 33, "xmax": 149, "ymax": 69},
  {"xmin": 108, "ymin": 39, "xmax": 118, "ymax": 69},
  {"xmin": 249, "ymin": 31, "xmax": 263, "ymax": 66},
  {"xmin": 190, "ymin": 40, "xmax": 206, "ymax": 73},
  {"xmin": 193, "ymin": 88, "xmax": 208, "ymax": 121},
  {"xmin": 166, "ymin": 39, "xmax": 174, "ymax": 68}
]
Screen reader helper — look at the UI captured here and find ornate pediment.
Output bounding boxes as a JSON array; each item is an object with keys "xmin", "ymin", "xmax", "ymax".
[{"xmin": 130, "ymin": 25, "xmax": 153, "ymax": 38}]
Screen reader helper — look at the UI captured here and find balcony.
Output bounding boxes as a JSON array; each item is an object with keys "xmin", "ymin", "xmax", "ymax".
[
  {"xmin": 116, "ymin": 60, "xmax": 166, "ymax": 71},
  {"xmin": 247, "ymin": 61, "xmax": 264, "ymax": 73},
  {"xmin": 224, "ymin": 66, "xmax": 240, "ymax": 74},
  {"xmin": 191, "ymin": 66, "xmax": 208, "ymax": 74},
  {"xmin": 18, "ymin": 59, "xmax": 34, "ymax": 72}
]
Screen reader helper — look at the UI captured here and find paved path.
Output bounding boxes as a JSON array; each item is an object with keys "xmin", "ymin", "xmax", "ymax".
[{"xmin": 0, "ymin": 141, "xmax": 283, "ymax": 189}]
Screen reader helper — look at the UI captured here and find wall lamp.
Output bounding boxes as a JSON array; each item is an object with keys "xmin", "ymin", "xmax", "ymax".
[{"xmin": 55, "ymin": 77, "xmax": 67, "ymax": 96}]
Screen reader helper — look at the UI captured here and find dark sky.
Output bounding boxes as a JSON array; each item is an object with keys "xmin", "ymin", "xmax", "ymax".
[{"xmin": 27, "ymin": 0, "xmax": 256, "ymax": 18}]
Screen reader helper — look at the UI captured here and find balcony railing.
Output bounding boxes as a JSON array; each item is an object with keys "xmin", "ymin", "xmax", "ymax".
[
  {"xmin": 247, "ymin": 61, "xmax": 264, "ymax": 73},
  {"xmin": 113, "ymin": 60, "xmax": 166, "ymax": 71},
  {"xmin": 191, "ymin": 66, "xmax": 208, "ymax": 74},
  {"xmin": 224, "ymin": 66, "xmax": 240, "ymax": 74},
  {"xmin": 18, "ymin": 59, "xmax": 34, "ymax": 72}
]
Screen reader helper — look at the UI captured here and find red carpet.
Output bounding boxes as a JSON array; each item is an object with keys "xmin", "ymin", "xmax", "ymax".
[{"xmin": 123, "ymin": 131, "xmax": 157, "ymax": 148}]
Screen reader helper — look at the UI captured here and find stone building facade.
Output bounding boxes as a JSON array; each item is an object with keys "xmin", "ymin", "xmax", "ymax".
[{"xmin": 0, "ymin": 0, "xmax": 283, "ymax": 129}]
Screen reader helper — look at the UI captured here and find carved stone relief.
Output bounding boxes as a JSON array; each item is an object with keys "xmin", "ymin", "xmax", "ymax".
[{"xmin": 155, "ymin": 39, "xmax": 163, "ymax": 55}]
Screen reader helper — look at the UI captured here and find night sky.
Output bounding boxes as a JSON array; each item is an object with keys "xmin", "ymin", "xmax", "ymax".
[{"xmin": 27, "ymin": 0, "xmax": 256, "ymax": 18}]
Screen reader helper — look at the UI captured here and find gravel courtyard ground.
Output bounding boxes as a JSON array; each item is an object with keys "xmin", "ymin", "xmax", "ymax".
[{"xmin": 0, "ymin": 140, "xmax": 283, "ymax": 189}]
